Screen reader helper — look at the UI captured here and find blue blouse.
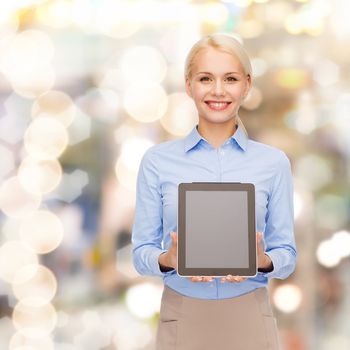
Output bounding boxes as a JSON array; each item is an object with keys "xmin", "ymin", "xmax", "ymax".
[{"xmin": 131, "ymin": 124, "xmax": 297, "ymax": 299}]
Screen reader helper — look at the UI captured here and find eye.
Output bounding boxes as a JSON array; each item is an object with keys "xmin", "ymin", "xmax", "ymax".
[
  {"xmin": 199, "ymin": 76, "xmax": 211, "ymax": 82},
  {"xmin": 226, "ymin": 76, "xmax": 238, "ymax": 82}
]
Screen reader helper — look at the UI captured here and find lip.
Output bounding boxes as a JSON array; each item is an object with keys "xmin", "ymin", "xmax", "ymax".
[
  {"xmin": 204, "ymin": 101, "xmax": 232, "ymax": 111},
  {"xmin": 205, "ymin": 100, "xmax": 232, "ymax": 103}
]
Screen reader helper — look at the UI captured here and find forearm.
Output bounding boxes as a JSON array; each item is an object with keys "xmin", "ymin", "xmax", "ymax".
[
  {"xmin": 263, "ymin": 246, "xmax": 297, "ymax": 279},
  {"xmin": 133, "ymin": 244, "xmax": 169, "ymax": 277}
]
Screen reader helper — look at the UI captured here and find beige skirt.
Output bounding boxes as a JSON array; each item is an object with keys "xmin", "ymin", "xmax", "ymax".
[{"xmin": 156, "ymin": 285, "xmax": 281, "ymax": 350}]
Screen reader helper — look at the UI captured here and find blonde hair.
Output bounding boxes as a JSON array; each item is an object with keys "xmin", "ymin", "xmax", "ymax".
[{"xmin": 184, "ymin": 33, "xmax": 252, "ymax": 135}]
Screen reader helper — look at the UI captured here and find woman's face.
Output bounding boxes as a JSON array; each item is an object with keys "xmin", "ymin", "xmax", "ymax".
[{"xmin": 185, "ymin": 47, "xmax": 251, "ymax": 126}]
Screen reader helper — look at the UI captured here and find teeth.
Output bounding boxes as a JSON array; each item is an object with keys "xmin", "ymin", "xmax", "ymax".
[
  {"xmin": 210, "ymin": 102, "xmax": 227, "ymax": 107},
  {"xmin": 207, "ymin": 102, "xmax": 229, "ymax": 109}
]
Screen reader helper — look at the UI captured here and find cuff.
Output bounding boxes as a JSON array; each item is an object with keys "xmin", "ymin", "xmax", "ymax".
[
  {"xmin": 257, "ymin": 250, "xmax": 280, "ymax": 279},
  {"xmin": 150, "ymin": 249, "xmax": 175, "ymax": 277}
]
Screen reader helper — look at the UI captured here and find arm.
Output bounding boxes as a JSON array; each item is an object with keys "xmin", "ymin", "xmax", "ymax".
[
  {"xmin": 259, "ymin": 152, "xmax": 297, "ymax": 280},
  {"xmin": 131, "ymin": 149, "xmax": 175, "ymax": 277}
]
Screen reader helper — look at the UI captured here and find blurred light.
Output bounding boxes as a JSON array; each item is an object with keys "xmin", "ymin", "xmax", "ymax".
[
  {"xmin": 273, "ymin": 284, "xmax": 302, "ymax": 313},
  {"xmin": 0, "ymin": 30, "xmax": 55, "ymax": 99},
  {"xmin": 332, "ymin": 230, "xmax": 350, "ymax": 258},
  {"xmin": 0, "ymin": 5, "xmax": 19, "ymax": 36},
  {"xmin": 0, "ymin": 30, "xmax": 54, "ymax": 68},
  {"xmin": 20, "ymin": 210, "xmax": 64, "ymax": 254},
  {"xmin": 333, "ymin": 93, "xmax": 350, "ymax": 157},
  {"xmin": 18, "ymin": 158, "xmax": 62, "ymax": 195},
  {"xmin": 58, "ymin": 205, "xmax": 84, "ymax": 248},
  {"xmin": 115, "ymin": 138, "xmax": 154, "ymax": 191},
  {"xmin": 293, "ymin": 192, "xmax": 302, "ymax": 220},
  {"xmin": 114, "ymin": 124, "xmax": 137, "ymax": 144},
  {"xmin": 316, "ymin": 239, "xmax": 342, "ymax": 268},
  {"xmin": 119, "ymin": 46, "xmax": 167, "ymax": 84},
  {"xmin": 66, "ymin": 109, "xmax": 91, "ymax": 146},
  {"xmin": 160, "ymin": 92, "xmax": 198, "ymax": 136},
  {"xmin": 76, "ymin": 88, "xmax": 121, "ymax": 124},
  {"xmin": 0, "ymin": 177, "xmax": 41, "ymax": 218},
  {"xmin": 116, "ymin": 244, "xmax": 139, "ymax": 279},
  {"xmin": 284, "ymin": 92, "xmax": 319, "ymax": 135},
  {"xmin": 199, "ymin": 3, "xmax": 229, "ymax": 25},
  {"xmin": 12, "ymin": 264, "xmax": 57, "ymax": 306},
  {"xmin": 322, "ymin": 335, "xmax": 350, "ymax": 350},
  {"xmin": 48, "ymin": 169, "xmax": 89, "ymax": 203},
  {"xmin": 12, "ymin": 301, "xmax": 57, "ymax": 338},
  {"xmin": 295, "ymin": 155, "xmax": 333, "ymax": 191},
  {"xmin": 0, "ymin": 241, "xmax": 38, "ymax": 284},
  {"xmin": 10, "ymin": 63, "xmax": 55, "ymax": 99},
  {"xmin": 1, "ymin": 218, "xmax": 22, "ymax": 242},
  {"xmin": 315, "ymin": 194, "xmax": 349, "ymax": 230},
  {"xmin": 330, "ymin": 0, "xmax": 350, "ymax": 39},
  {"xmin": 73, "ymin": 310, "xmax": 111, "ymax": 349},
  {"xmin": 242, "ymin": 86, "xmax": 263, "ymax": 110},
  {"xmin": 273, "ymin": 68, "xmax": 309, "ymax": 89},
  {"xmin": 24, "ymin": 117, "xmax": 69, "ymax": 160},
  {"xmin": 261, "ymin": 1, "xmax": 293, "ymax": 29},
  {"xmin": 92, "ymin": 1, "xmax": 140, "ymax": 38},
  {"xmin": 10, "ymin": 332, "xmax": 54, "ymax": 350},
  {"xmin": 55, "ymin": 311, "xmax": 70, "ymax": 328},
  {"xmin": 8, "ymin": 0, "xmax": 49, "ymax": 10},
  {"xmin": 0, "ymin": 145, "xmax": 15, "ymax": 180},
  {"xmin": 313, "ymin": 59, "xmax": 339, "ymax": 87},
  {"xmin": 36, "ymin": 0, "xmax": 73, "ymax": 28},
  {"xmin": 284, "ymin": 3, "xmax": 327, "ymax": 36},
  {"xmin": 250, "ymin": 57, "xmax": 268, "ymax": 78},
  {"xmin": 237, "ymin": 19, "xmax": 264, "ymax": 38},
  {"xmin": 125, "ymin": 283, "xmax": 163, "ymax": 319},
  {"xmin": 31, "ymin": 90, "xmax": 76, "ymax": 128},
  {"xmin": 166, "ymin": 63, "xmax": 187, "ymax": 89},
  {"xmin": 97, "ymin": 68, "xmax": 124, "ymax": 92},
  {"xmin": 112, "ymin": 316, "xmax": 153, "ymax": 349},
  {"xmin": 222, "ymin": 0, "xmax": 253, "ymax": 7},
  {"xmin": 123, "ymin": 82, "xmax": 168, "ymax": 123},
  {"xmin": 0, "ymin": 94, "xmax": 32, "ymax": 144}
]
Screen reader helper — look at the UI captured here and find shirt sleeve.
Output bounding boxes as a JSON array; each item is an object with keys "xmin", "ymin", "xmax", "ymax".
[
  {"xmin": 258, "ymin": 151, "xmax": 297, "ymax": 280},
  {"xmin": 131, "ymin": 149, "xmax": 175, "ymax": 277}
]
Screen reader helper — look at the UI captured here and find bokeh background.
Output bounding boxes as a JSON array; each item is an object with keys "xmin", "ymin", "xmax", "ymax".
[{"xmin": 0, "ymin": 0, "xmax": 349, "ymax": 349}]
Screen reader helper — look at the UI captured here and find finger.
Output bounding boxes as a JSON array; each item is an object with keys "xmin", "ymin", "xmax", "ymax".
[
  {"xmin": 191, "ymin": 276, "xmax": 203, "ymax": 282},
  {"xmin": 256, "ymin": 232, "xmax": 263, "ymax": 244},
  {"xmin": 220, "ymin": 275, "xmax": 246, "ymax": 283},
  {"xmin": 171, "ymin": 232, "xmax": 178, "ymax": 245}
]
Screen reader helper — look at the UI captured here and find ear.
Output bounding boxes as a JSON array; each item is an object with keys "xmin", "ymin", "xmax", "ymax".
[
  {"xmin": 185, "ymin": 77, "xmax": 193, "ymax": 98},
  {"xmin": 243, "ymin": 74, "xmax": 252, "ymax": 99}
]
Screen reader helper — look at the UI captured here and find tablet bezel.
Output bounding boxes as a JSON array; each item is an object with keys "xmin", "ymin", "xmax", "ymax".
[{"xmin": 177, "ymin": 182, "xmax": 257, "ymax": 277}]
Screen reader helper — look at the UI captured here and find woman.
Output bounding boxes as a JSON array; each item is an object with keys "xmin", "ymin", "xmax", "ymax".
[{"xmin": 131, "ymin": 33, "xmax": 297, "ymax": 350}]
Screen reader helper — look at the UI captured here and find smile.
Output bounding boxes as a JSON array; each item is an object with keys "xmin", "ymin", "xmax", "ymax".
[{"xmin": 205, "ymin": 101, "xmax": 232, "ymax": 111}]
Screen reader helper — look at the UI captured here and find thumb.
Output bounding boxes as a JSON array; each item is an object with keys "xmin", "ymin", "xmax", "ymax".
[
  {"xmin": 256, "ymin": 232, "xmax": 263, "ymax": 245},
  {"xmin": 171, "ymin": 231, "xmax": 178, "ymax": 243}
]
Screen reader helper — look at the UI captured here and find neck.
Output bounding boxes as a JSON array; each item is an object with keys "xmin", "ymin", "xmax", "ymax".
[{"xmin": 197, "ymin": 118, "xmax": 238, "ymax": 149}]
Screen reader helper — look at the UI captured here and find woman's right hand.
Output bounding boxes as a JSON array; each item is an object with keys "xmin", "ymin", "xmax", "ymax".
[{"xmin": 166, "ymin": 231, "xmax": 215, "ymax": 283}]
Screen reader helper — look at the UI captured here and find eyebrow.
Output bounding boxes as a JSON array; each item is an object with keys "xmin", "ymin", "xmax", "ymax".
[{"xmin": 195, "ymin": 71, "xmax": 241, "ymax": 76}]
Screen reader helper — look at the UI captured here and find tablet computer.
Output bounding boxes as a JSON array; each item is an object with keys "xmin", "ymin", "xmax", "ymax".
[{"xmin": 177, "ymin": 182, "xmax": 257, "ymax": 277}]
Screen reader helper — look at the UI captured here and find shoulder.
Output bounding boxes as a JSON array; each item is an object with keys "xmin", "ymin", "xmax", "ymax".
[
  {"xmin": 140, "ymin": 138, "xmax": 184, "ymax": 168},
  {"xmin": 143, "ymin": 138, "xmax": 184, "ymax": 159},
  {"xmin": 248, "ymin": 139, "xmax": 291, "ymax": 169}
]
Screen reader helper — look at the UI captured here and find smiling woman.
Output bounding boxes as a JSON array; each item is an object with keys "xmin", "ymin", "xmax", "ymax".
[{"xmin": 131, "ymin": 33, "xmax": 296, "ymax": 350}]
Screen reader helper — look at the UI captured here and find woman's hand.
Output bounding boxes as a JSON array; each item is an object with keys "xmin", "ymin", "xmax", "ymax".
[
  {"xmin": 161, "ymin": 231, "xmax": 272, "ymax": 282},
  {"xmin": 218, "ymin": 232, "xmax": 273, "ymax": 283},
  {"xmin": 158, "ymin": 231, "xmax": 178, "ymax": 270},
  {"xmin": 256, "ymin": 231, "xmax": 273, "ymax": 272}
]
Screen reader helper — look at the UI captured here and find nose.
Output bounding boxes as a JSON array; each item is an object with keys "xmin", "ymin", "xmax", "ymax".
[{"xmin": 211, "ymin": 79, "xmax": 225, "ymax": 96}]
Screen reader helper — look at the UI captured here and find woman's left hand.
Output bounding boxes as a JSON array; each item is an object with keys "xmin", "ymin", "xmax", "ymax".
[{"xmin": 220, "ymin": 231, "xmax": 272, "ymax": 283}]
